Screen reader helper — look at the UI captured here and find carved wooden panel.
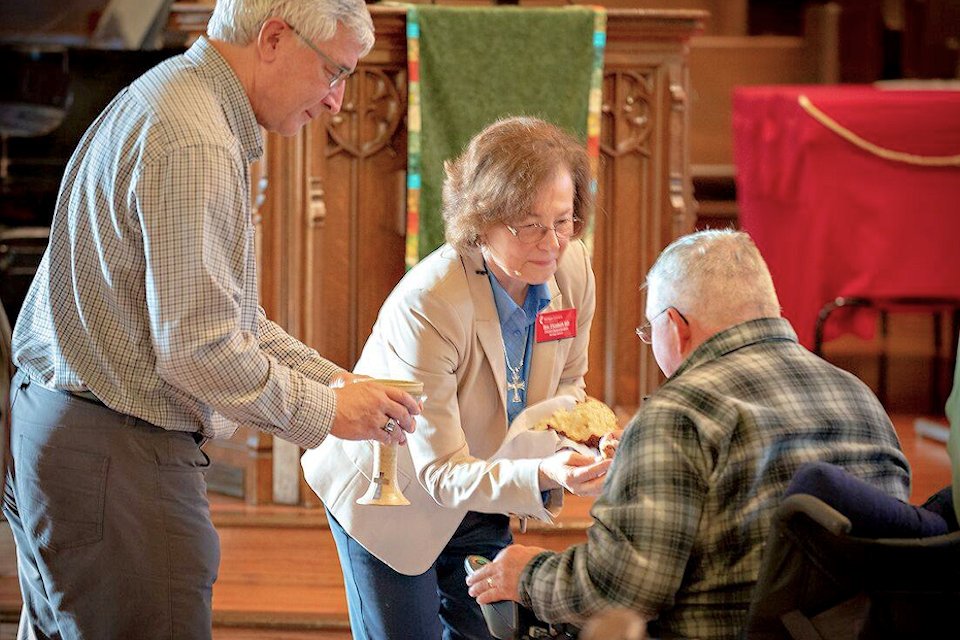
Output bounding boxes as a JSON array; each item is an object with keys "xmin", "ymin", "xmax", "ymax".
[
  {"xmin": 586, "ymin": 11, "xmax": 700, "ymax": 411},
  {"xmin": 303, "ymin": 11, "xmax": 409, "ymax": 368}
]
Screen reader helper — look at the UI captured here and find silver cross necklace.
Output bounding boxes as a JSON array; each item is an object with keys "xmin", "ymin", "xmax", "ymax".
[{"xmin": 503, "ymin": 335, "xmax": 527, "ymax": 403}]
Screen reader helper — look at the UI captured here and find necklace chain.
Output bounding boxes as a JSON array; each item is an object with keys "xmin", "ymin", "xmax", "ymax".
[{"xmin": 503, "ymin": 332, "xmax": 527, "ymax": 403}]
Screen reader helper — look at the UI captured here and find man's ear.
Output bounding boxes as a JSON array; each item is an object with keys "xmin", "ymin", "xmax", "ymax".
[
  {"xmin": 257, "ymin": 17, "xmax": 287, "ymax": 62},
  {"xmin": 668, "ymin": 307, "xmax": 693, "ymax": 354}
]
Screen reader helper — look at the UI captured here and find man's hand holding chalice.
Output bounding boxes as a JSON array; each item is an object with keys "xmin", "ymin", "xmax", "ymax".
[{"xmin": 329, "ymin": 374, "xmax": 422, "ymax": 445}]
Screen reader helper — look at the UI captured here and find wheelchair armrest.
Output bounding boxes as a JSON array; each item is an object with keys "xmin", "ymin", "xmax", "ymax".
[{"xmin": 779, "ymin": 493, "xmax": 853, "ymax": 537}]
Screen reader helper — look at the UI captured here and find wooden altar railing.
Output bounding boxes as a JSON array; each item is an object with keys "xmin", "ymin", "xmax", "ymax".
[{"xmin": 168, "ymin": 4, "xmax": 706, "ymax": 503}]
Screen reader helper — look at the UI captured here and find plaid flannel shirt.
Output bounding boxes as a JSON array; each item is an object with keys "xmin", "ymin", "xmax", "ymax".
[{"xmin": 519, "ymin": 317, "xmax": 910, "ymax": 640}]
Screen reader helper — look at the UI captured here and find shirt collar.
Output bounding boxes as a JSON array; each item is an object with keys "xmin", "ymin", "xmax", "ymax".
[
  {"xmin": 486, "ymin": 268, "xmax": 552, "ymax": 325},
  {"xmin": 185, "ymin": 37, "xmax": 264, "ymax": 163},
  {"xmin": 671, "ymin": 317, "xmax": 799, "ymax": 380}
]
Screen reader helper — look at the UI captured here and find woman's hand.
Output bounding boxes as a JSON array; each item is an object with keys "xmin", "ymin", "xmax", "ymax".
[{"xmin": 538, "ymin": 449, "xmax": 612, "ymax": 496}]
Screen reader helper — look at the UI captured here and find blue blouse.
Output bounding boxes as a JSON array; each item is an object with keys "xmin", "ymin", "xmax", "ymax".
[{"xmin": 486, "ymin": 269, "xmax": 552, "ymax": 424}]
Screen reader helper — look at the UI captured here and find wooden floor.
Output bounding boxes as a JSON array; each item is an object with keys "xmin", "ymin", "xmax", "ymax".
[
  {"xmin": 892, "ymin": 413, "xmax": 953, "ymax": 503},
  {"xmin": 0, "ymin": 413, "xmax": 953, "ymax": 639}
]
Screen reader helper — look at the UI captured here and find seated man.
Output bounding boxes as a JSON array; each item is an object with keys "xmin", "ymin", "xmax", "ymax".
[{"xmin": 466, "ymin": 229, "xmax": 910, "ymax": 640}]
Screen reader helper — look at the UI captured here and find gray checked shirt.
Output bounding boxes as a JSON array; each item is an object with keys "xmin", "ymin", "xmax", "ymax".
[
  {"xmin": 12, "ymin": 38, "xmax": 344, "ymax": 448},
  {"xmin": 519, "ymin": 317, "xmax": 910, "ymax": 640}
]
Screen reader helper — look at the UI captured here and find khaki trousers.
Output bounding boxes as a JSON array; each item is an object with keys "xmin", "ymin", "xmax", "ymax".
[{"xmin": 2, "ymin": 372, "xmax": 219, "ymax": 639}]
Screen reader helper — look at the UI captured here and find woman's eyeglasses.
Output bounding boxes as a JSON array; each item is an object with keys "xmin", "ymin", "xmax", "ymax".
[{"xmin": 504, "ymin": 217, "xmax": 582, "ymax": 244}]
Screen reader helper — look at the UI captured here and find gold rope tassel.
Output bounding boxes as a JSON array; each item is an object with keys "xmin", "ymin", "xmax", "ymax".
[{"xmin": 798, "ymin": 94, "xmax": 960, "ymax": 167}]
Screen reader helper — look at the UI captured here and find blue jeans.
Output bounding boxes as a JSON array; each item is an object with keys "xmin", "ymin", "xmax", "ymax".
[{"xmin": 327, "ymin": 508, "xmax": 512, "ymax": 640}]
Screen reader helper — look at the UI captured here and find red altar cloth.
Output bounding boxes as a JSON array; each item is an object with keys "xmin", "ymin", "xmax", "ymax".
[{"xmin": 733, "ymin": 85, "xmax": 960, "ymax": 349}]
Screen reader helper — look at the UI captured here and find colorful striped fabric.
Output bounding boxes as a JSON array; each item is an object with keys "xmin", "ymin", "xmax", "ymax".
[
  {"xmin": 583, "ymin": 9, "xmax": 606, "ymax": 256},
  {"xmin": 405, "ymin": 10, "xmax": 423, "ymax": 269}
]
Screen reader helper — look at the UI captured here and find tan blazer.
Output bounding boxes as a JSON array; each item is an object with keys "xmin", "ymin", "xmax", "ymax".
[{"xmin": 302, "ymin": 241, "xmax": 596, "ymax": 575}]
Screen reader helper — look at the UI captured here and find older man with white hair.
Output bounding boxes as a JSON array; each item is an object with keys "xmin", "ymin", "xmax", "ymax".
[
  {"xmin": 468, "ymin": 229, "xmax": 910, "ymax": 640},
  {"xmin": 3, "ymin": 1, "xmax": 421, "ymax": 637}
]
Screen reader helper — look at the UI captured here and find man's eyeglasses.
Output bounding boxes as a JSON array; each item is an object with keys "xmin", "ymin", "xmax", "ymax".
[
  {"xmin": 636, "ymin": 306, "xmax": 688, "ymax": 344},
  {"xmin": 504, "ymin": 217, "xmax": 582, "ymax": 245},
  {"xmin": 288, "ymin": 23, "xmax": 354, "ymax": 89}
]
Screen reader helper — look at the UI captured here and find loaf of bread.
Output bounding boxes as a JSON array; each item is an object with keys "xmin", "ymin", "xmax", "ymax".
[{"xmin": 531, "ymin": 397, "xmax": 618, "ymax": 450}]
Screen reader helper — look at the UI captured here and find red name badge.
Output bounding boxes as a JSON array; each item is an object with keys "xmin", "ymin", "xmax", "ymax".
[{"xmin": 535, "ymin": 308, "xmax": 577, "ymax": 342}]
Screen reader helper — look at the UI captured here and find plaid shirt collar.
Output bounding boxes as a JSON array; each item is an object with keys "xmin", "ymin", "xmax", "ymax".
[{"xmin": 671, "ymin": 317, "xmax": 799, "ymax": 381}]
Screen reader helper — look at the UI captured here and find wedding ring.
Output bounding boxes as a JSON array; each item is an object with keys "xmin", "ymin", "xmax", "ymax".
[
  {"xmin": 382, "ymin": 419, "xmax": 397, "ymax": 434},
  {"xmin": 487, "ymin": 577, "xmax": 494, "ymax": 589}
]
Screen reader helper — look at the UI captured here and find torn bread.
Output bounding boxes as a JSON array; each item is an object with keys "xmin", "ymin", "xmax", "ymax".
[{"xmin": 531, "ymin": 396, "xmax": 618, "ymax": 450}]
